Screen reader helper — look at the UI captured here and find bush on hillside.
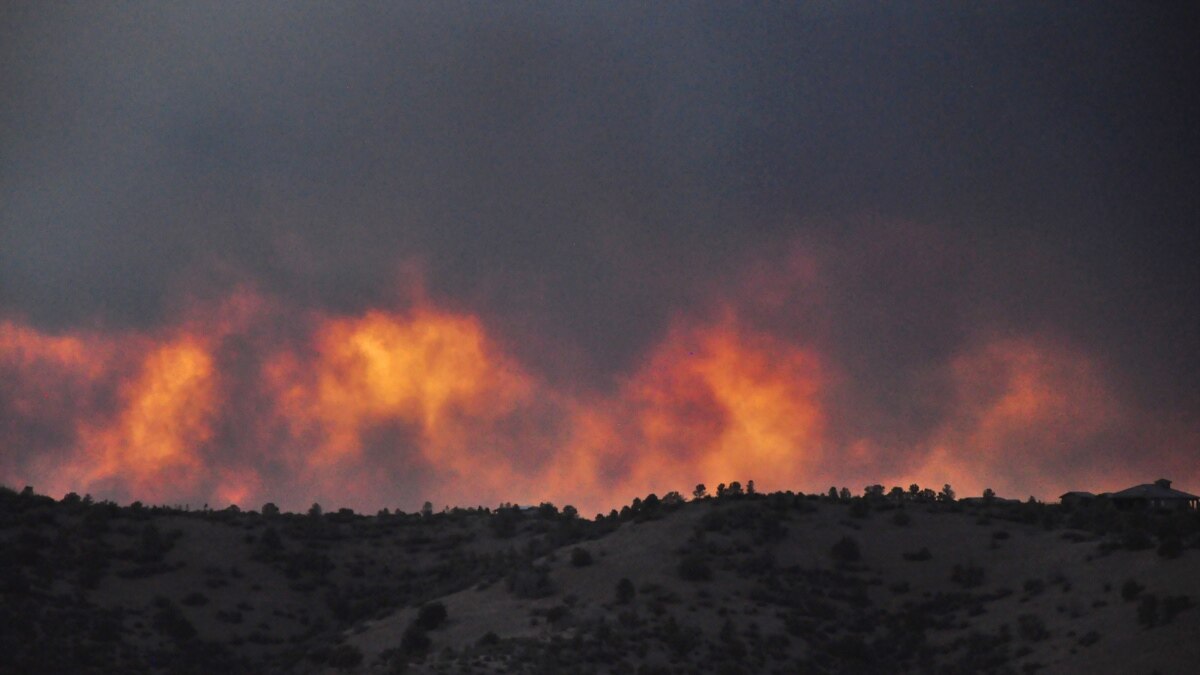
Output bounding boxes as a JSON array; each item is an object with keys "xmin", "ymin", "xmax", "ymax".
[
  {"xmin": 616, "ymin": 577, "xmax": 636, "ymax": 604},
  {"xmin": 903, "ymin": 547, "xmax": 932, "ymax": 562},
  {"xmin": 678, "ymin": 555, "xmax": 712, "ymax": 582},
  {"xmin": 1120, "ymin": 579, "xmax": 1144, "ymax": 602},
  {"xmin": 570, "ymin": 547, "xmax": 593, "ymax": 567},
  {"xmin": 951, "ymin": 563, "xmax": 985, "ymax": 588},
  {"xmin": 1158, "ymin": 536, "xmax": 1183, "ymax": 559},
  {"xmin": 327, "ymin": 644, "xmax": 363, "ymax": 669},
  {"xmin": 400, "ymin": 624, "xmax": 430, "ymax": 657},
  {"xmin": 415, "ymin": 602, "xmax": 447, "ymax": 631},
  {"xmin": 831, "ymin": 536, "xmax": 861, "ymax": 563}
]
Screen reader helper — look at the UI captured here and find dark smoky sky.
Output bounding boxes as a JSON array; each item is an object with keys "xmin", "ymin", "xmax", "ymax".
[{"xmin": 2, "ymin": 2, "xmax": 1197, "ymax": 420}]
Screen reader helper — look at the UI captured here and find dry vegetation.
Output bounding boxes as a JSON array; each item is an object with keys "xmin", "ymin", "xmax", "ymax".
[{"xmin": 1, "ymin": 483, "xmax": 1197, "ymax": 674}]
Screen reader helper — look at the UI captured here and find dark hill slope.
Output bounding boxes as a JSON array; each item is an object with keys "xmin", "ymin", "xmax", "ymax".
[
  {"xmin": 329, "ymin": 495, "xmax": 1200, "ymax": 674},
  {"xmin": 1, "ymin": 486, "xmax": 1197, "ymax": 674}
]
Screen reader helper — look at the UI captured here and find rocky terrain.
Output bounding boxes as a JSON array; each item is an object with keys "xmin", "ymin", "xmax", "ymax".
[{"xmin": 1, "ymin": 484, "xmax": 1197, "ymax": 674}]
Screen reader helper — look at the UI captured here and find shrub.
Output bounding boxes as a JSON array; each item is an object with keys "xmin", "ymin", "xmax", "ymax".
[
  {"xmin": 326, "ymin": 644, "xmax": 363, "ymax": 669},
  {"xmin": 1162, "ymin": 595, "xmax": 1193, "ymax": 623},
  {"xmin": 1017, "ymin": 614, "xmax": 1049, "ymax": 641},
  {"xmin": 259, "ymin": 526, "xmax": 283, "ymax": 552},
  {"xmin": 951, "ymin": 563, "xmax": 985, "ymax": 588},
  {"xmin": 616, "ymin": 577, "xmax": 636, "ymax": 604},
  {"xmin": 216, "ymin": 610, "xmax": 243, "ymax": 624},
  {"xmin": 545, "ymin": 604, "xmax": 570, "ymax": 623},
  {"xmin": 831, "ymin": 536, "xmax": 861, "ymax": 563},
  {"xmin": 415, "ymin": 602, "xmax": 447, "ymax": 631},
  {"xmin": 1123, "ymin": 530, "xmax": 1153, "ymax": 551},
  {"xmin": 1158, "ymin": 536, "xmax": 1183, "ymax": 559},
  {"xmin": 181, "ymin": 591, "xmax": 209, "ymax": 607},
  {"xmin": 903, "ymin": 547, "xmax": 932, "ymax": 562},
  {"xmin": 401, "ymin": 624, "xmax": 431, "ymax": 656},
  {"xmin": 1023, "ymin": 578, "xmax": 1046, "ymax": 596},
  {"xmin": 1120, "ymin": 579, "xmax": 1144, "ymax": 602},
  {"xmin": 570, "ymin": 547, "xmax": 593, "ymax": 567},
  {"xmin": 507, "ymin": 565, "xmax": 554, "ymax": 599},
  {"xmin": 1138, "ymin": 594, "xmax": 1159, "ymax": 627},
  {"xmin": 152, "ymin": 600, "xmax": 196, "ymax": 641},
  {"xmin": 678, "ymin": 555, "xmax": 712, "ymax": 581}
]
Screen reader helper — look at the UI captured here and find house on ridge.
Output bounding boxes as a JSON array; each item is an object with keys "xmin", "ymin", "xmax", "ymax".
[
  {"xmin": 1108, "ymin": 479, "xmax": 1198, "ymax": 511},
  {"xmin": 1058, "ymin": 491, "xmax": 1096, "ymax": 508}
]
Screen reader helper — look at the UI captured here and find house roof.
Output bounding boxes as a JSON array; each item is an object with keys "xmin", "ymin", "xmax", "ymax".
[
  {"xmin": 1109, "ymin": 483, "xmax": 1199, "ymax": 500},
  {"xmin": 1059, "ymin": 491, "xmax": 1096, "ymax": 499},
  {"xmin": 961, "ymin": 496, "xmax": 1021, "ymax": 504}
]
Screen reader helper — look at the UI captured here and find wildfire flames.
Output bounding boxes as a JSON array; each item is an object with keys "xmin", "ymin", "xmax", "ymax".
[{"xmin": 0, "ymin": 284, "xmax": 1188, "ymax": 514}]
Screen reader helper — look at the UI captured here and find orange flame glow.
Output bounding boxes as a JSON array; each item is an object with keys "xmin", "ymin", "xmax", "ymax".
[
  {"xmin": 70, "ymin": 335, "xmax": 217, "ymax": 501},
  {"xmin": 891, "ymin": 337, "xmax": 1125, "ymax": 500},
  {"xmin": 0, "ymin": 286, "xmax": 1192, "ymax": 513}
]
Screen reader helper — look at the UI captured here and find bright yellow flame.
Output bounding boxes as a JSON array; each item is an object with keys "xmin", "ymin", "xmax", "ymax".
[{"xmin": 74, "ymin": 336, "xmax": 216, "ymax": 499}]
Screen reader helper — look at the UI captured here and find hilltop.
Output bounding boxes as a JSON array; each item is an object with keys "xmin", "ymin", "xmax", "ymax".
[{"xmin": 1, "ymin": 485, "xmax": 1197, "ymax": 674}]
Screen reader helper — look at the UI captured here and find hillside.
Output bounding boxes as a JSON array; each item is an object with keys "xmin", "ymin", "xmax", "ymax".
[{"xmin": 1, "ymin": 486, "xmax": 1197, "ymax": 674}]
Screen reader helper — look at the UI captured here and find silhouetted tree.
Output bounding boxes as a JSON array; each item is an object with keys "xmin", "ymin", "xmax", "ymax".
[
  {"xmin": 839, "ymin": 487, "xmax": 852, "ymax": 501},
  {"xmin": 983, "ymin": 488, "xmax": 995, "ymax": 504},
  {"xmin": 308, "ymin": 503, "xmax": 323, "ymax": 518},
  {"xmin": 717, "ymin": 483, "xmax": 727, "ymax": 498},
  {"xmin": 828, "ymin": 487, "xmax": 839, "ymax": 500},
  {"xmin": 643, "ymin": 493, "xmax": 660, "ymax": 511},
  {"xmin": 728, "ymin": 481, "xmax": 743, "ymax": 497},
  {"xmin": 909, "ymin": 484, "xmax": 920, "ymax": 498},
  {"xmin": 662, "ymin": 491, "xmax": 684, "ymax": 507},
  {"xmin": 421, "ymin": 501, "xmax": 434, "ymax": 517},
  {"xmin": 746, "ymin": 480, "xmax": 756, "ymax": 495},
  {"xmin": 693, "ymin": 484, "xmax": 708, "ymax": 500},
  {"xmin": 561, "ymin": 504, "xmax": 578, "ymax": 520},
  {"xmin": 939, "ymin": 484, "xmax": 956, "ymax": 502},
  {"xmin": 864, "ymin": 484, "xmax": 885, "ymax": 500},
  {"xmin": 261, "ymin": 502, "xmax": 280, "ymax": 517},
  {"xmin": 889, "ymin": 486, "xmax": 905, "ymax": 502}
]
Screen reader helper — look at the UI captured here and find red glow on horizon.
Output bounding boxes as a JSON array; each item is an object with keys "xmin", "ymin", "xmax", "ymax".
[{"xmin": 0, "ymin": 289, "xmax": 1192, "ymax": 514}]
